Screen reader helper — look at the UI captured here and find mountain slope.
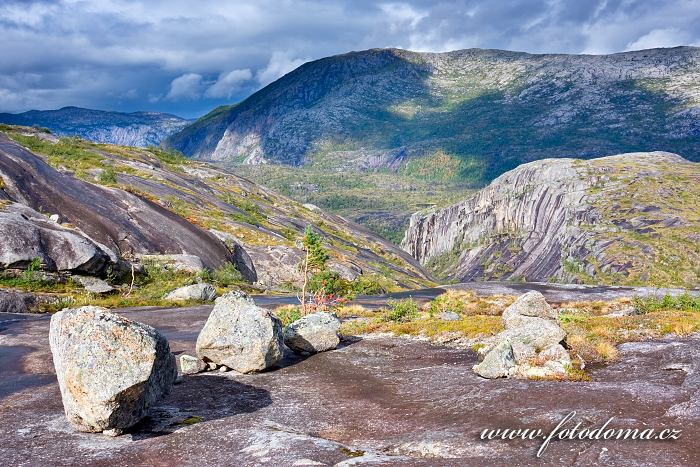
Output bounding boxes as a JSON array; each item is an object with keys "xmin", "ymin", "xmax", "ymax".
[
  {"xmin": 0, "ymin": 125, "xmax": 432, "ymax": 291},
  {"xmin": 0, "ymin": 107, "xmax": 190, "ymax": 147},
  {"xmin": 402, "ymin": 153, "xmax": 700, "ymax": 288},
  {"xmin": 166, "ymin": 46, "xmax": 700, "ymax": 179}
]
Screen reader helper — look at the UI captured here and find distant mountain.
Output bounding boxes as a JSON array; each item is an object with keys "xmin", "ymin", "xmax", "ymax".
[
  {"xmin": 165, "ymin": 46, "xmax": 700, "ymax": 182},
  {"xmin": 403, "ymin": 152, "xmax": 700, "ymax": 288},
  {"xmin": 0, "ymin": 106, "xmax": 190, "ymax": 147}
]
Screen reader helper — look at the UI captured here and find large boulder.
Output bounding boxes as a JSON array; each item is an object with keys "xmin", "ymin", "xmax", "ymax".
[
  {"xmin": 164, "ymin": 283, "xmax": 217, "ymax": 302},
  {"xmin": 246, "ymin": 245, "xmax": 304, "ymax": 289},
  {"xmin": 0, "ymin": 203, "xmax": 114, "ymax": 275},
  {"xmin": 49, "ymin": 307, "xmax": 177, "ymax": 435},
  {"xmin": 284, "ymin": 312, "xmax": 341, "ymax": 353},
  {"xmin": 196, "ymin": 291, "xmax": 284, "ymax": 373}
]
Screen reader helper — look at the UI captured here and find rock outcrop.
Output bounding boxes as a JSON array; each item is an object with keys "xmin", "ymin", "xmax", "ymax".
[
  {"xmin": 283, "ymin": 312, "xmax": 341, "ymax": 353},
  {"xmin": 403, "ymin": 153, "xmax": 700, "ymax": 287},
  {"xmin": 196, "ymin": 291, "xmax": 284, "ymax": 373},
  {"xmin": 49, "ymin": 307, "xmax": 177, "ymax": 435},
  {"xmin": 164, "ymin": 283, "xmax": 217, "ymax": 302},
  {"xmin": 474, "ymin": 291, "xmax": 569, "ymax": 379},
  {"xmin": 0, "ymin": 202, "xmax": 115, "ymax": 275}
]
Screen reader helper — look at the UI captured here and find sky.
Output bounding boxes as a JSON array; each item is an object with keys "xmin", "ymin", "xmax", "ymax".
[{"xmin": 1, "ymin": 0, "xmax": 700, "ymax": 118}]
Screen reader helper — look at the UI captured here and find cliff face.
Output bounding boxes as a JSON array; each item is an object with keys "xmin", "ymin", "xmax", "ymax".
[{"xmin": 402, "ymin": 153, "xmax": 700, "ymax": 288}]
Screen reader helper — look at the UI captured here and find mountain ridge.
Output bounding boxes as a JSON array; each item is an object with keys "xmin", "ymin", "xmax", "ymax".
[{"xmin": 0, "ymin": 106, "xmax": 191, "ymax": 147}]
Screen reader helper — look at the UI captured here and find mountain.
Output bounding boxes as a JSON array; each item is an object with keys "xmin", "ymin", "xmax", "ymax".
[
  {"xmin": 0, "ymin": 125, "xmax": 431, "ymax": 291},
  {"xmin": 166, "ymin": 46, "xmax": 700, "ymax": 176},
  {"xmin": 163, "ymin": 46, "xmax": 700, "ymax": 241},
  {"xmin": 0, "ymin": 107, "xmax": 190, "ymax": 147},
  {"xmin": 402, "ymin": 153, "xmax": 700, "ymax": 288}
]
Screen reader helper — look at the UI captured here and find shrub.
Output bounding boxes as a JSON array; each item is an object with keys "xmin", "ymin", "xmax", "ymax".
[
  {"xmin": 97, "ymin": 166, "xmax": 117, "ymax": 185},
  {"xmin": 274, "ymin": 305, "xmax": 301, "ymax": 327},
  {"xmin": 351, "ymin": 273, "xmax": 393, "ymax": 295},
  {"xmin": 211, "ymin": 262, "xmax": 244, "ymax": 287},
  {"xmin": 309, "ymin": 270, "xmax": 352, "ymax": 296},
  {"xmin": 384, "ymin": 298, "xmax": 419, "ymax": 322},
  {"xmin": 633, "ymin": 293, "xmax": 700, "ymax": 313}
]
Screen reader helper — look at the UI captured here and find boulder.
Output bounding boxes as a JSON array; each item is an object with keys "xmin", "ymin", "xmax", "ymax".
[
  {"xmin": 284, "ymin": 312, "xmax": 341, "ymax": 353},
  {"xmin": 164, "ymin": 283, "xmax": 217, "ymax": 302},
  {"xmin": 137, "ymin": 254, "xmax": 205, "ymax": 273},
  {"xmin": 209, "ymin": 229, "xmax": 258, "ymax": 283},
  {"xmin": 474, "ymin": 291, "xmax": 568, "ymax": 379},
  {"xmin": 246, "ymin": 245, "xmax": 304, "ymax": 288},
  {"xmin": 179, "ymin": 354, "xmax": 206, "ymax": 375},
  {"xmin": 502, "ymin": 291, "xmax": 558, "ymax": 327},
  {"xmin": 437, "ymin": 311, "xmax": 460, "ymax": 321},
  {"xmin": 196, "ymin": 291, "xmax": 284, "ymax": 373},
  {"xmin": 49, "ymin": 307, "xmax": 177, "ymax": 435},
  {"xmin": 74, "ymin": 276, "xmax": 115, "ymax": 294},
  {"xmin": 473, "ymin": 340, "xmax": 516, "ymax": 379},
  {"xmin": 328, "ymin": 261, "xmax": 362, "ymax": 282},
  {"xmin": 0, "ymin": 288, "xmax": 62, "ymax": 313},
  {"xmin": 0, "ymin": 203, "xmax": 114, "ymax": 275}
]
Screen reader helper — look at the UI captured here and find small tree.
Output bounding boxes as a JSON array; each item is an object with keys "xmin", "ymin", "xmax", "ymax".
[{"xmin": 299, "ymin": 226, "xmax": 329, "ymax": 313}]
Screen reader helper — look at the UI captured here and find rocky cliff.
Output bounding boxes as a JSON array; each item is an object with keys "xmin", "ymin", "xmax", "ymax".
[
  {"xmin": 0, "ymin": 107, "xmax": 190, "ymax": 147},
  {"xmin": 402, "ymin": 153, "xmax": 700, "ymax": 288}
]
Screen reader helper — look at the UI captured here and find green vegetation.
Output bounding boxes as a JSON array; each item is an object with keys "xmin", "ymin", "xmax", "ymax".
[{"xmin": 384, "ymin": 298, "xmax": 419, "ymax": 322}]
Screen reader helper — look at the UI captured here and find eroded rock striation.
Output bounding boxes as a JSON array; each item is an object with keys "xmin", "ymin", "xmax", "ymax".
[
  {"xmin": 403, "ymin": 152, "xmax": 700, "ymax": 287},
  {"xmin": 49, "ymin": 306, "xmax": 177, "ymax": 435}
]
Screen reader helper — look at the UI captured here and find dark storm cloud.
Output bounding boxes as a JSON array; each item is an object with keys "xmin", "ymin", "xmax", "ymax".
[{"xmin": 1, "ymin": 0, "xmax": 699, "ymax": 117}]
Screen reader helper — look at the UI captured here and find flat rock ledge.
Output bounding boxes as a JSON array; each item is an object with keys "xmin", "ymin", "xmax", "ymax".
[
  {"xmin": 49, "ymin": 306, "xmax": 177, "ymax": 435},
  {"xmin": 474, "ymin": 291, "xmax": 570, "ymax": 379}
]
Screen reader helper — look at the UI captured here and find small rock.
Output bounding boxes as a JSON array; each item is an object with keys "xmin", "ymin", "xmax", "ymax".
[
  {"xmin": 49, "ymin": 214, "xmax": 61, "ymax": 223},
  {"xmin": 207, "ymin": 362, "xmax": 218, "ymax": 371},
  {"xmin": 179, "ymin": 354, "xmax": 206, "ymax": 375},
  {"xmin": 102, "ymin": 428, "xmax": 124, "ymax": 437},
  {"xmin": 473, "ymin": 340, "xmax": 516, "ymax": 379},
  {"xmin": 284, "ymin": 312, "xmax": 341, "ymax": 353},
  {"xmin": 196, "ymin": 291, "xmax": 284, "ymax": 373},
  {"xmin": 49, "ymin": 306, "xmax": 177, "ymax": 434},
  {"xmin": 219, "ymin": 365, "xmax": 230, "ymax": 372},
  {"xmin": 74, "ymin": 276, "xmax": 115, "ymax": 294},
  {"xmin": 165, "ymin": 283, "xmax": 217, "ymax": 302},
  {"xmin": 437, "ymin": 311, "xmax": 460, "ymax": 321}
]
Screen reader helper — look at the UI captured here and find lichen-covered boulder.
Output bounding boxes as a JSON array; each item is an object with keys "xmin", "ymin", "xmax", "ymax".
[
  {"xmin": 502, "ymin": 291, "xmax": 558, "ymax": 327},
  {"xmin": 164, "ymin": 283, "xmax": 217, "ymax": 302},
  {"xmin": 49, "ymin": 307, "xmax": 177, "ymax": 435},
  {"xmin": 284, "ymin": 312, "xmax": 341, "ymax": 353},
  {"xmin": 195, "ymin": 291, "xmax": 284, "ymax": 373},
  {"xmin": 179, "ymin": 354, "xmax": 206, "ymax": 375}
]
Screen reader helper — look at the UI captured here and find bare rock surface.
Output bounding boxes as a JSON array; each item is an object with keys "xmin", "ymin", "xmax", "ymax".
[
  {"xmin": 284, "ymin": 312, "xmax": 341, "ymax": 353},
  {"xmin": 164, "ymin": 283, "xmax": 216, "ymax": 302},
  {"xmin": 0, "ymin": 134, "xmax": 235, "ymax": 270},
  {"xmin": 1, "ymin": 306, "xmax": 698, "ymax": 465},
  {"xmin": 48, "ymin": 307, "xmax": 177, "ymax": 434},
  {"xmin": 196, "ymin": 292, "xmax": 284, "ymax": 373},
  {"xmin": 74, "ymin": 276, "xmax": 115, "ymax": 294}
]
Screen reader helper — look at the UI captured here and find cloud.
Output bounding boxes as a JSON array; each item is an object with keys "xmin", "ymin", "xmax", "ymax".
[
  {"xmin": 256, "ymin": 52, "xmax": 308, "ymax": 87},
  {"xmin": 205, "ymin": 68, "xmax": 253, "ymax": 98},
  {"xmin": 166, "ymin": 73, "xmax": 204, "ymax": 100},
  {"xmin": 626, "ymin": 28, "xmax": 693, "ymax": 51},
  {"xmin": 0, "ymin": 0, "xmax": 699, "ymax": 117}
]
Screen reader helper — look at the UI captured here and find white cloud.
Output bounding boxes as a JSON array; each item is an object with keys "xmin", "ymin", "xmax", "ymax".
[
  {"xmin": 255, "ymin": 52, "xmax": 308, "ymax": 87},
  {"xmin": 166, "ymin": 73, "xmax": 204, "ymax": 100},
  {"xmin": 626, "ymin": 28, "xmax": 691, "ymax": 51},
  {"xmin": 205, "ymin": 68, "xmax": 253, "ymax": 98}
]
